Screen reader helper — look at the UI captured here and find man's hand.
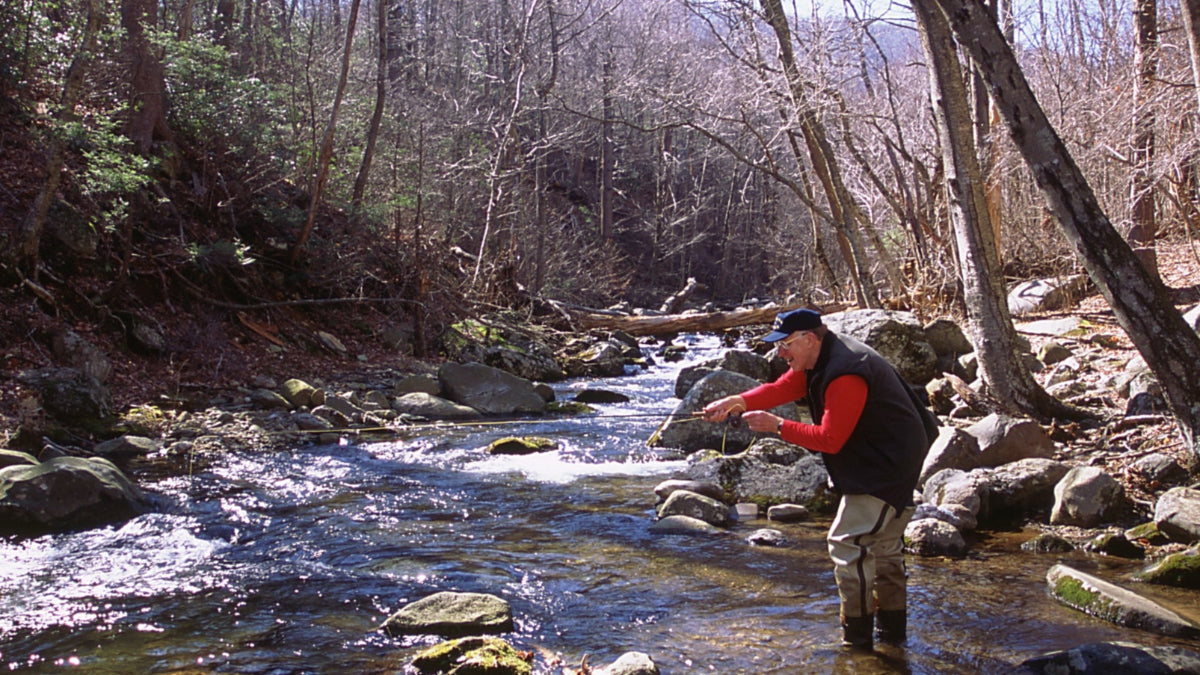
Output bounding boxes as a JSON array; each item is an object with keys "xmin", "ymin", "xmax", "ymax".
[
  {"xmin": 742, "ymin": 410, "xmax": 783, "ymax": 434},
  {"xmin": 702, "ymin": 395, "xmax": 746, "ymax": 422}
]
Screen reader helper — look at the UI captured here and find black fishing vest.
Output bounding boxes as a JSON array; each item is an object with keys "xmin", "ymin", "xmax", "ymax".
[{"xmin": 807, "ymin": 332, "xmax": 939, "ymax": 510}]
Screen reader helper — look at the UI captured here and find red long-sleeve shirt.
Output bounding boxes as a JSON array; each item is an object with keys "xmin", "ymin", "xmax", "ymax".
[{"xmin": 740, "ymin": 368, "xmax": 867, "ymax": 455}]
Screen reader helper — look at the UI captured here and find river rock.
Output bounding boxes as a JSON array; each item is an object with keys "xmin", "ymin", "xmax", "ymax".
[
  {"xmin": 1021, "ymin": 533, "xmax": 1076, "ymax": 554},
  {"xmin": 903, "ymin": 518, "xmax": 967, "ymax": 557},
  {"xmin": 747, "ymin": 528, "xmax": 787, "ymax": 547},
  {"xmin": 651, "ymin": 371, "xmax": 800, "ymax": 454},
  {"xmin": 408, "ymin": 636, "xmax": 531, "ymax": 675},
  {"xmin": 381, "ymin": 591, "xmax": 514, "ymax": 638},
  {"xmin": 965, "ymin": 414, "xmax": 1056, "ymax": 467},
  {"xmin": 52, "ymin": 329, "xmax": 112, "ymax": 383},
  {"xmin": 564, "ymin": 340, "xmax": 627, "ymax": 378},
  {"xmin": 573, "ymin": 389, "xmax": 630, "ymax": 404},
  {"xmin": 393, "ymin": 392, "xmax": 481, "ymax": 420},
  {"xmin": 648, "ymin": 515, "xmax": 723, "ymax": 535},
  {"xmin": 596, "ymin": 651, "xmax": 659, "ymax": 675},
  {"xmin": 1046, "ymin": 564, "xmax": 1200, "ymax": 638},
  {"xmin": 0, "ymin": 449, "xmax": 40, "ymax": 469},
  {"xmin": 1007, "ymin": 275, "xmax": 1091, "ymax": 316},
  {"xmin": 767, "ymin": 504, "xmax": 810, "ymax": 523},
  {"xmin": 919, "ymin": 426, "xmax": 981, "ymax": 488},
  {"xmin": 1154, "ymin": 487, "xmax": 1200, "ymax": 544},
  {"xmin": 978, "ymin": 458, "xmax": 1072, "ymax": 525},
  {"xmin": 282, "ymin": 378, "xmax": 318, "ymax": 407},
  {"xmin": 250, "ymin": 388, "xmax": 293, "ymax": 410},
  {"xmin": 1051, "ymin": 466, "xmax": 1126, "ymax": 527},
  {"xmin": 487, "ymin": 436, "xmax": 557, "ymax": 455},
  {"xmin": 93, "ymin": 435, "xmax": 161, "ymax": 460},
  {"xmin": 923, "ymin": 318, "xmax": 972, "ymax": 357},
  {"xmin": 683, "ymin": 437, "xmax": 831, "ymax": 510},
  {"xmin": 653, "ymin": 479, "xmax": 725, "ymax": 503},
  {"xmin": 17, "ymin": 367, "xmax": 112, "ymax": 424},
  {"xmin": 656, "ymin": 489, "xmax": 732, "ymax": 527},
  {"xmin": 1133, "ymin": 548, "xmax": 1200, "ymax": 589},
  {"xmin": 0, "ymin": 456, "xmax": 151, "ymax": 534},
  {"xmin": 438, "ymin": 362, "xmax": 547, "ymax": 415},
  {"xmin": 1083, "ymin": 532, "xmax": 1144, "ymax": 560},
  {"xmin": 822, "ymin": 309, "xmax": 938, "ymax": 384},
  {"xmin": 1018, "ymin": 642, "xmax": 1200, "ymax": 675},
  {"xmin": 394, "ymin": 374, "xmax": 441, "ymax": 397},
  {"xmin": 912, "ymin": 503, "xmax": 977, "ymax": 531},
  {"xmin": 1129, "ymin": 453, "xmax": 1188, "ymax": 488}
]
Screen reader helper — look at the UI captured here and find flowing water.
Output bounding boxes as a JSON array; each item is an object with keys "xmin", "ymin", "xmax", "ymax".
[{"xmin": 3, "ymin": 335, "xmax": 1199, "ymax": 674}]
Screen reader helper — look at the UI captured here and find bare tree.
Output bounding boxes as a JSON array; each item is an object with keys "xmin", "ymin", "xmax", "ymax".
[
  {"xmin": 290, "ymin": 0, "xmax": 362, "ymax": 264},
  {"xmin": 1129, "ymin": 0, "xmax": 1158, "ymax": 274},
  {"xmin": 352, "ymin": 0, "xmax": 388, "ymax": 212},
  {"xmin": 913, "ymin": 0, "xmax": 1081, "ymax": 419},
  {"xmin": 919, "ymin": 0, "xmax": 1200, "ymax": 461}
]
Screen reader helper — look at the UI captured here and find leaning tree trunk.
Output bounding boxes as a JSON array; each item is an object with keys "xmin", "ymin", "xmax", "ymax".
[
  {"xmin": 921, "ymin": 0, "xmax": 1200, "ymax": 463},
  {"xmin": 351, "ymin": 0, "xmax": 388, "ymax": 212},
  {"xmin": 913, "ymin": 0, "xmax": 1084, "ymax": 420}
]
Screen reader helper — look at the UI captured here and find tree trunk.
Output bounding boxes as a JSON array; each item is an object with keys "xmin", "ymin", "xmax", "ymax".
[
  {"xmin": 913, "ymin": 0, "xmax": 1081, "ymax": 420},
  {"xmin": 600, "ymin": 51, "xmax": 615, "ymax": 241},
  {"xmin": 1129, "ymin": 0, "xmax": 1159, "ymax": 274},
  {"xmin": 352, "ymin": 0, "xmax": 388, "ymax": 212},
  {"xmin": 15, "ymin": 0, "xmax": 104, "ymax": 276},
  {"xmin": 923, "ymin": 0, "xmax": 1200, "ymax": 461},
  {"xmin": 122, "ymin": 0, "xmax": 173, "ymax": 154},
  {"xmin": 289, "ymin": 0, "xmax": 361, "ymax": 264},
  {"xmin": 759, "ymin": 0, "xmax": 880, "ymax": 308},
  {"xmin": 1181, "ymin": 0, "xmax": 1200, "ymax": 116}
]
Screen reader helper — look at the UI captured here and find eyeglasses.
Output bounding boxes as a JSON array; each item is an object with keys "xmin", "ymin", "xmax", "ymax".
[{"xmin": 776, "ymin": 331, "xmax": 809, "ymax": 350}]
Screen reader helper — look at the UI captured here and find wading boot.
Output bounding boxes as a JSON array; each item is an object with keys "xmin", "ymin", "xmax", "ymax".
[
  {"xmin": 876, "ymin": 609, "xmax": 907, "ymax": 645},
  {"xmin": 840, "ymin": 615, "xmax": 874, "ymax": 651}
]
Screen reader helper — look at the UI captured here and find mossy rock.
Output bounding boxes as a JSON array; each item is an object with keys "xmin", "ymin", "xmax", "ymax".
[
  {"xmin": 409, "ymin": 636, "xmax": 532, "ymax": 675},
  {"xmin": 546, "ymin": 401, "xmax": 594, "ymax": 415},
  {"xmin": 112, "ymin": 405, "xmax": 170, "ymax": 437},
  {"xmin": 1126, "ymin": 521, "xmax": 1172, "ymax": 546},
  {"xmin": 486, "ymin": 436, "xmax": 558, "ymax": 455},
  {"xmin": 1134, "ymin": 549, "xmax": 1200, "ymax": 589}
]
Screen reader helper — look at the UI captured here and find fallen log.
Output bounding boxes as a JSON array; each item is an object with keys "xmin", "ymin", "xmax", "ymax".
[{"xmin": 573, "ymin": 302, "xmax": 805, "ymax": 337}]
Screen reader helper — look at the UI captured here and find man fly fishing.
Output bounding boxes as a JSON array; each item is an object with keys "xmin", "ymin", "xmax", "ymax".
[{"xmin": 702, "ymin": 308, "xmax": 939, "ymax": 650}]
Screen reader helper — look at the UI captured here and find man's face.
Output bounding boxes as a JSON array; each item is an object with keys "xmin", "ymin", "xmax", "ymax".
[{"xmin": 774, "ymin": 330, "xmax": 815, "ymax": 372}]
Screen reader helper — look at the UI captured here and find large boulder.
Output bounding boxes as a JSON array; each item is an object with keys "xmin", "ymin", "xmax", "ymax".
[
  {"xmin": 918, "ymin": 426, "xmax": 981, "ymax": 488},
  {"xmin": 904, "ymin": 518, "xmax": 967, "ymax": 557},
  {"xmin": 597, "ymin": 651, "xmax": 660, "ymax": 675},
  {"xmin": 650, "ymin": 371, "xmax": 800, "ymax": 453},
  {"xmin": 675, "ymin": 350, "xmax": 772, "ymax": 398},
  {"xmin": 17, "ymin": 367, "xmax": 112, "ymax": 425},
  {"xmin": 0, "ymin": 456, "xmax": 152, "ymax": 534},
  {"xmin": 393, "ymin": 392, "xmax": 481, "ymax": 420},
  {"xmin": 683, "ymin": 437, "xmax": 832, "ymax": 511},
  {"xmin": 822, "ymin": 309, "xmax": 938, "ymax": 384},
  {"xmin": 1134, "ymin": 548, "xmax": 1200, "ymax": 589},
  {"xmin": 381, "ymin": 591, "xmax": 514, "ymax": 638},
  {"xmin": 965, "ymin": 414, "xmax": 1056, "ymax": 467},
  {"xmin": 1154, "ymin": 487, "xmax": 1200, "ymax": 544},
  {"xmin": 1051, "ymin": 466, "xmax": 1126, "ymax": 527},
  {"xmin": 438, "ymin": 363, "xmax": 547, "ymax": 415}
]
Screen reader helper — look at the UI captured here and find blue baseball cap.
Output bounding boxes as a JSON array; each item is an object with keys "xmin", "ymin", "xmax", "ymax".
[{"xmin": 762, "ymin": 308, "xmax": 823, "ymax": 342}]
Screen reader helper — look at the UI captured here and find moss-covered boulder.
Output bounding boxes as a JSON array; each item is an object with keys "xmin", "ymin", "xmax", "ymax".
[
  {"xmin": 486, "ymin": 436, "xmax": 558, "ymax": 455},
  {"xmin": 408, "ymin": 636, "xmax": 532, "ymax": 675},
  {"xmin": 1047, "ymin": 564, "xmax": 1200, "ymax": 638},
  {"xmin": 1134, "ymin": 548, "xmax": 1200, "ymax": 589},
  {"xmin": 381, "ymin": 592, "xmax": 514, "ymax": 638}
]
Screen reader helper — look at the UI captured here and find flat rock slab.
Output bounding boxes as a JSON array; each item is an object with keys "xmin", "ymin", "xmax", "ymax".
[{"xmin": 1046, "ymin": 564, "xmax": 1200, "ymax": 639}]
